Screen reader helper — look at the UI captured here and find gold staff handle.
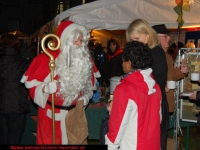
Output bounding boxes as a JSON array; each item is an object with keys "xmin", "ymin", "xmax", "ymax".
[{"xmin": 41, "ymin": 34, "xmax": 60, "ymax": 145}]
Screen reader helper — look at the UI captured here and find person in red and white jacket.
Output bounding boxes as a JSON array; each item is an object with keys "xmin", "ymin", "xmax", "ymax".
[
  {"xmin": 20, "ymin": 21, "xmax": 100, "ymax": 144},
  {"xmin": 105, "ymin": 41, "xmax": 162, "ymax": 150}
]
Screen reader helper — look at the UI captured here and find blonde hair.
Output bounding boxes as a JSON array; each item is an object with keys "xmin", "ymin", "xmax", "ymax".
[{"xmin": 126, "ymin": 19, "xmax": 160, "ymax": 49}]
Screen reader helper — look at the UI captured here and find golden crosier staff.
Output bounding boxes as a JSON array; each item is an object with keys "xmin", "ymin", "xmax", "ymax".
[{"xmin": 41, "ymin": 34, "xmax": 61, "ymax": 145}]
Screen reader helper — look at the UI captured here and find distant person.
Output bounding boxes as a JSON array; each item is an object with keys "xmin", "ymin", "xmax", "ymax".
[
  {"xmin": 103, "ymin": 39, "xmax": 123, "ymax": 87},
  {"xmin": 168, "ymin": 42, "xmax": 184, "ymax": 60},
  {"xmin": 88, "ymin": 41, "xmax": 95, "ymax": 60},
  {"xmin": 0, "ymin": 34, "xmax": 30, "ymax": 145},
  {"xmin": 93, "ymin": 42, "xmax": 106, "ymax": 85},
  {"xmin": 126, "ymin": 19, "xmax": 168, "ymax": 150},
  {"xmin": 152, "ymin": 24, "xmax": 189, "ymax": 115},
  {"xmin": 105, "ymin": 41, "xmax": 162, "ymax": 150}
]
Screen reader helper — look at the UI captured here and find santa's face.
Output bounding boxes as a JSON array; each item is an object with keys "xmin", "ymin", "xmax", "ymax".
[
  {"xmin": 73, "ymin": 36, "xmax": 83, "ymax": 47},
  {"xmin": 55, "ymin": 34, "xmax": 92, "ymax": 105}
]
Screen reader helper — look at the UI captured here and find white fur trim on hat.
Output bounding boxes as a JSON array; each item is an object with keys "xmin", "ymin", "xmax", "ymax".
[{"xmin": 60, "ymin": 23, "xmax": 87, "ymax": 50}]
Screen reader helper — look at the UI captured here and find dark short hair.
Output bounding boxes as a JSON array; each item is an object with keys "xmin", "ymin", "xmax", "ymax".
[
  {"xmin": 107, "ymin": 38, "xmax": 120, "ymax": 54},
  {"xmin": 0, "ymin": 34, "xmax": 21, "ymax": 50},
  {"xmin": 122, "ymin": 41, "xmax": 153, "ymax": 69}
]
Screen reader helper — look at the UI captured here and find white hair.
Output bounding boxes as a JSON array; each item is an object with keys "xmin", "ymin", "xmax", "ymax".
[{"xmin": 55, "ymin": 28, "xmax": 92, "ymax": 106}]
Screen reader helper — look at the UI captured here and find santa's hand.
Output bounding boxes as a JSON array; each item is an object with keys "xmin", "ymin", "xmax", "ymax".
[
  {"xmin": 78, "ymin": 95, "xmax": 89, "ymax": 107},
  {"xmin": 44, "ymin": 81, "xmax": 57, "ymax": 94},
  {"xmin": 78, "ymin": 91, "xmax": 93, "ymax": 107}
]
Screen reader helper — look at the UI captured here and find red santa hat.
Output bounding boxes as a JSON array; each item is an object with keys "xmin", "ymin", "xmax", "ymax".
[
  {"xmin": 57, "ymin": 21, "xmax": 73, "ymax": 37},
  {"xmin": 56, "ymin": 20, "xmax": 87, "ymax": 50}
]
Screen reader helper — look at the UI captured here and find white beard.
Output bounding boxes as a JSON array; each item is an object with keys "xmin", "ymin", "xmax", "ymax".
[{"xmin": 55, "ymin": 44, "xmax": 92, "ymax": 106}]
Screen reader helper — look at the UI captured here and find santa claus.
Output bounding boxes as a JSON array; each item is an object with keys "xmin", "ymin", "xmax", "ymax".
[{"xmin": 21, "ymin": 21, "xmax": 100, "ymax": 144}]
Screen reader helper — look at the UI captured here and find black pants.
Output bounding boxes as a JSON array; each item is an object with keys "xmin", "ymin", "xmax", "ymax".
[
  {"xmin": 0, "ymin": 114, "xmax": 26, "ymax": 145},
  {"xmin": 160, "ymin": 100, "xmax": 169, "ymax": 150}
]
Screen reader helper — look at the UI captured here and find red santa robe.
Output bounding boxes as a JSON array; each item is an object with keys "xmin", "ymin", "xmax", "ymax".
[{"xmin": 21, "ymin": 49, "xmax": 100, "ymax": 144}]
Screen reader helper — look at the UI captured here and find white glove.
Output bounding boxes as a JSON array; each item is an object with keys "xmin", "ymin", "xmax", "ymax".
[
  {"xmin": 78, "ymin": 95, "xmax": 89, "ymax": 107},
  {"xmin": 44, "ymin": 81, "xmax": 57, "ymax": 94},
  {"xmin": 78, "ymin": 91, "xmax": 93, "ymax": 107}
]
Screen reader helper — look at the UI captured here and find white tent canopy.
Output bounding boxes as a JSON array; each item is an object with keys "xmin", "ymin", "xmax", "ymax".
[{"xmin": 53, "ymin": 0, "xmax": 200, "ymax": 30}]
